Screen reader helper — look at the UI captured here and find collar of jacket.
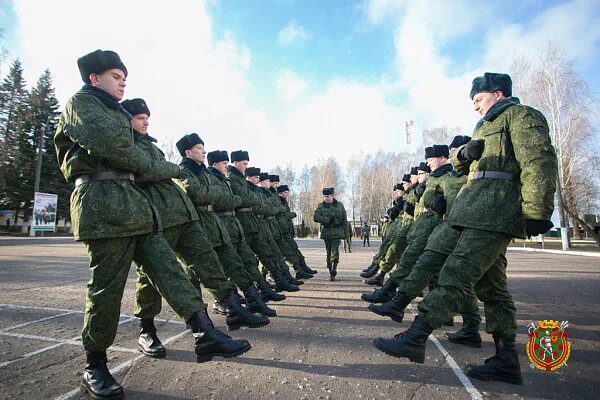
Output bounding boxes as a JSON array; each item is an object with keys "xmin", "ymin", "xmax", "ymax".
[
  {"xmin": 475, "ymin": 97, "xmax": 520, "ymax": 129},
  {"xmin": 279, "ymin": 196, "xmax": 288, "ymax": 206},
  {"xmin": 133, "ymin": 131, "xmax": 158, "ymax": 143},
  {"xmin": 180, "ymin": 156, "xmax": 206, "ymax": 176},
  {"xmin": 430, "ymin": 163, "xmax": 453, "ymax": 177},
  {"xmin": 78, "ymin": 84, "xmax": 132, "ymax": 120},
  {"xmin": 269, "ymin": 187, "xmax": 278, "ymax": 195},
  {"xmin": 260, "ymin": 187, "xmax": 270, "ymax": 194},
  {"xmin": 208, "ymin": 166, "xmax": 229, "ymax": 181},
  {"xmin": 228, "ymin": 165, "xmax": 244, "ymax": 178}
]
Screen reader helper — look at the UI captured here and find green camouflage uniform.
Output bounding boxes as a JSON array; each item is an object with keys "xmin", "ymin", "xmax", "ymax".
[
  {"xmin": 313, "ymin": 199, "xmax": 348, "ymax": 265},
  {"xmin": 132, "ymin": 134, "xmax": 237, "ymax": 319},
  {"xmin": 263, "ymin": 187, "xmax": 299, "ymax": 266},
  {"xmin": 276, "ymin": 195, "xmax": 308, "ymax": 266},
  {"xmin": 343, "ymin": 222, "xmax": 353, "ymax": 252},
  {"xmin": 418, "ymin": 98, "xmax": 558, "ymax": 339},
  {"xmin": 54, "ymin": 89, "xmax": 204, "ymax": 352}
]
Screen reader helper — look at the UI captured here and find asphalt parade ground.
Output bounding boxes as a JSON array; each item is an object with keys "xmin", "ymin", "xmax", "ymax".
[{"xmin": 0, "ymin": 237, "xmax": 598, "ymax": 400}]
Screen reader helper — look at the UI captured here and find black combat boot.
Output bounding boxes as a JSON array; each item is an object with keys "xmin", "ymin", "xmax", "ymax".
[
  {"xmin": 364, "ymin": 269, "xmax": 386, "ymax": 286},
  {"xmin": 294, "ymin": 262, "xmax": 314, "ymax": 280},
  {"xmin": 273, "ymin": 271, "xmax": 300, "ymax": 292},
  {"xmin": 445, "ymin": 322, "xmax": 482, "ymax": 347},
  {"xmin": 138, "ymin": 318, "xmax": 166, "ymax": 358},
  {"xmin": 360, "ymin": 263, "xmax": 378, "ymax": 278},
  {"xmin": 222, "ymin": 292, "xmax": 270, "ymax": 330},
  {"xmin": 188, "ymin": 309, "xmax": 251, "ymax": 363},
  {"xmin": 283, "ymin": 268, "xmax": 304, "ymax": 285},
  {"xmin": 361, "ymin": 279, "xmax": 398, "ymax": 303},
  {"xmin": 464, "ymin": 336, "xmax": 523, "ymax": 385},
  {"xmin": 299, "ymin": 258, "xmax": 317, "ymax": 274},
  {"xmin": 243, "ymin": 285, "xmax": 277, "ymax": 317},
  {"xmin": 257, "ymin": 278, "xmax": 286, "ymax": 302},
  {"xmin": 368, "ymin": 292, "xmax": 413, "ymax": 323},
  {"xmin": 373, "ymin": 315, "xmax": 433, "ymax": 363},
  {"xmin": 81, "ymin": 351, "xmax": 124, "ymax": 400},
  {"xmin": 329, "ymin": 261, "xmax": 338, "ymax": 281}
]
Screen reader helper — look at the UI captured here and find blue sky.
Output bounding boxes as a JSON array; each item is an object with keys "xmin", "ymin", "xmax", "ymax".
[{"xmin": 1, "ymin": 0, "xmax": 599, "ymax": 169}]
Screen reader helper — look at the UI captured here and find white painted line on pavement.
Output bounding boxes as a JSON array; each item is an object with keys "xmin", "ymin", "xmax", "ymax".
[
  {"xmin": 508, "ymin": 247, "xmax": 600, "ymax": 258},
  {"xmin": 0, "ymin": 311, "xmax": 74, "ymax": 332},
  {"xmin": 55, "ymin": 328, "xmax": 190, "ymax": 400}
]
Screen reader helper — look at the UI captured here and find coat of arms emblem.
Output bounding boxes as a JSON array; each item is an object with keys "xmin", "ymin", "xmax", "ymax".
[{"xmin": 526, "ymin": 320, "xmax": 571, "ymax": 371}]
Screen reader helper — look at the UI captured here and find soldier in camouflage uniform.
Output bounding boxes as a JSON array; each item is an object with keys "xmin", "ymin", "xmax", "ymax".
[
  {"xmin": 313, "ymin": 187, "xmax": 348, "ymax": 280},
  {"xmin": 227, "ymin": 154, "xmax": 300, "ymax": 292},
  {"xmin": 343, "ymin": 221, "xmax": 353, "ymax": 253},
  {"xmin": 55, "ymin": 50, "xmax": 249, "ymax": 400},
  {"xmin": 374, "ymin": 72, "xmax": 558, "ymax": 385},
  {"xmin": 122, "ymin": 102, "xmax": 268, "ymax": 358}
]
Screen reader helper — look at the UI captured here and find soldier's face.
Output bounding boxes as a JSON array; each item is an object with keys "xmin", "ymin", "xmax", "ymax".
[
  {"xmin": 426, "ymin": 157, "xmax": 447, "ymax": 171},
  {"xmin": 270, "ymin": 181, "xmax": 278, "ymax": 189},
  {"xmin": 279, "ymin": 191, "xmax": 289, "ymax": 200},
  {"xmin": 259, "ymin": 180, "xmax": 270, "ymax": 188},
  {"xmin": 473, "ymin": 91, "xmax": 503, "ymax": 116},
  {"xmin": 246, "ymin": 175, "xmax": 260, "ymax": 184},
  {"xmin": 130, "ymin": 114, "xmax": 149, "ymax": 134},
  {"xmin": 403, "ymin": 181, "xmax": 411, "ymax": 190},
  {"xmin": 214, "ymin": 160, "xmax": 228, "ymax": 175},
  {"xmin": 234, "ymin": 160, "xmax": 248, "ymax": 174},
  {"xmin": 417, "ymin": 172, "xmax": 428, "ymax": 183},
  {"xmin": 90, "ymin": 69, "xmax": 126, "ymax": 100},
  {"xmin": 186, "ymin": 144, "xmax": 206, "ymax": 164},
  {"xmin": 392, "ymin": 189, "xmax": 402, "ymax": 199},
  {"xmin": 324, "ymin": 194, "xmax": 334, "ymax": 203},
  {"xmin": 410, "ymin": 175, "xmax": 418, "ymax": 185}
]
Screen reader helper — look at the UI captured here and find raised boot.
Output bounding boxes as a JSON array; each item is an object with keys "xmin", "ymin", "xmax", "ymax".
[
  {"xmin": 368, "ymin": 292, "xmax": 412, "ymax": 323},
  {"xmin": 364, "ymin": 269, "xmax": 386, "ymax": 286},
  {"xmin": 294, "ymin": 262, "xmax": 314, "ymax": 280},
  {"xmin": 138, "ymin": 318, "xmax": 166, "ymax": 358},
  {"xmin": 445, "ymin": 322, "xmax": 482, "ymax": 348},
  {"xmin": 257, "ymin": 278, "xmax": 286, "ymax": 302},
  {"xmin": 222, "ymin": 292, "xmax": 270, "ymax": 331},
  {"xmin": 360, "ymin": 263, "xmax": 378, "ymax": 278},
  {"xmin": 373, "ymin": 315, "xmax": 433, "ymax": 363},
  {"xmin": 361, "ymin": 279, "xmax": 397, "ymax": 303},
  {"xmin": 188, "ymin": 309, "xmax": 251, "ymax": 362},
  {"xmin": 299, "ymin": 258, "xmax": 317, "ymax": 274},
  {"xmin": 274, "ymin": 271, "xmax": 300, "ymax": 292},
  {"xmin": 464, "ymin": 336, "xmax": 523, "ymax": 385},
  {"xmin": 283, "ymin": 268, "xmax": 304, "ymax": 285},
  {"xmin": 329, "ymin": 261, "xmax": 338, "ymax": 281},
  {"xmin": 81, "ymin": 351, "xmax": 124, "ymax": 400},
  {"xmin": 243, "ymin": 285, "xmax": 277, "ymax": 317}
]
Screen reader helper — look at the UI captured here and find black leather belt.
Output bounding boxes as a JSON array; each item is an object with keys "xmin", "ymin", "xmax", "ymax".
[
  {"xmin": 197, "ymin": 205, "xmax": 214, "ymax": 212},
  {"xmin": 468, "ymin": 171, "xmax": 513, "ymax": 181},
  {"xmin": 75, "ymin": 171, "xmax": 134, "ymax": 187},
  {"xmin": 237, "ymin": 207, "xmax": 253, "ymax": 212},
  {"xmin": 216, "ymin": 211, "xmax": 235, "ymax": 217}
]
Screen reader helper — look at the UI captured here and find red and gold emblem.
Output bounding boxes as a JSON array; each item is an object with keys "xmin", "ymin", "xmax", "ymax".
[{"xmin": 526, "ymin": 320, "xmax": 571, "ymax": 371}]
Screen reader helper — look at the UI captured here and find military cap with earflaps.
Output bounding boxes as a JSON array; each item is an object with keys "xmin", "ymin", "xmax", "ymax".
[
  {"xmin": 121, "ymin": 98, "xmax": 150, "ymax": 117},
  {"xmin": 176, "ymin": 133, "xmax": 204, "ymax": 157},
  {"xmin": 322, "ymin": 187, "xmax": 334, "ymax": 196},
  {"xmin": 259, "ymin": 172, "xmax": 270, "ymax": 182},
  {"xmin": 269, "ymin": 174, "xmax": 280, "ymax": 182},
  {"xmin": 78, "ymin": 49, "xmax": 128, "ymax": 84},
  {"xmin": 277, "ymin": 185, "xmax": 289, "ymax": 193},
  {"xmin": 402, "ymin": 174, "xmax": 411, "ymax": 182},
  {"xmin": 245, "ymin": 167, "xmax": 261, "ymax": 177},
  {"xmin": 410, "ymin": 166, "xmax": 419, "ymax": 175},
  {"xmin": 417, "ymin": 162, "xmax": 431, "ymax": 173},
  {"xmin": 207, "ymin": 150, "xmax": 229, "ymax": 165},
  {"xmin": 231, "ymin": 150, "xmax": 249, "ymax": 162},
  {"xmin": 393, "ymin": 183, "xmax": 403, "ymax": 191},
  {"xmin": 470, "ymin": 72, "xmax": 512, "ymax": 99},
  {"xmin": 449, "ymin": 135, "xmax": 471, "ymax": 149}
]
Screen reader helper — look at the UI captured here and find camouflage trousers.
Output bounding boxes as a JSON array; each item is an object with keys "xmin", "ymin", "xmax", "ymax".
[
  {"xmin": 418, "ymin": 228, "xmax": 516, "ymax": 338},
  {"xmin": 378, "ymin": 222, "xmax": 411, "ymax": 273},
  {"xmin": 276, "ymin": 234, "xmax": 300, "ymax": 266},
  {"xmin": 387, "ymin": 213, "xmax": 442, "ymax": 286},
  {"xmin": 283, "ymin": 232, "xmax": 306, "ymax": 264},
  {"xmin": 323, "ymin": 238, "xmax": 341, "ymax": 264},
  {"xmin": 229, "ymin": 237, "xmax": 264, "ymax": 283},
  {"xmin": 343, "ymin": 237, "xmax": 352, "ymax": 252},
  {"xmin": 262, "ymin": 223, "xmax": 292, "ymax": 273},
  {"xmin": 83, "ymin": 231, "xmax": 204, "ymax": 352},
  {"xmin": 135, "ymin": 222, "xmax": 235, "ymax": 320},
  {"xmin": 395, "ymin": 223, "xmax": 481, "ymax": 327}
]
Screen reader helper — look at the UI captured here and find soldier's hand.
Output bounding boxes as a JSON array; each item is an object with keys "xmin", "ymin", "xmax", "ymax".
[
  {"xmin": 458, "ymin": 139, "xmax": 485, "ymax": 161},
  {"xmin": 525, "ymin": 219, "xmax": 554, "ymax": 237},
  {"xmin": 430, "ymin": 195, "xmax": 446, "ymax": 214}
]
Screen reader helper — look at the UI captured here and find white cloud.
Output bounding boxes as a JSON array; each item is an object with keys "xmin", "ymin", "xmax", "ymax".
[
  {"xmin": 275, "ymin": 69, "xmax": 309, "ymax": 102},
  {"xmin": 278, "ymin": 21, "xmax": 310, "ymax": 45}
]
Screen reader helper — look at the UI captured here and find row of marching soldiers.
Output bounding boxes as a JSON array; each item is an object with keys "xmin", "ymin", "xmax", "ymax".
[
  {"xmin": 358, "ymin": 71, "xmax": 558, "ymax": 385},
  {"xmin": 54, "ymin": 49, "xmax": 317, "ymax": 399}
]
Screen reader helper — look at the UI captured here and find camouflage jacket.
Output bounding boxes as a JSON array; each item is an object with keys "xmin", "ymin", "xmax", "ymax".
[
  {"xmin": 313, "ymin": 199, "xmax": 348, "ymax": 240},
  {"xmin": 258, "ymin": 187, "xmax": 284, "ymax": 240},
  {"xmin": 176, "ymin": 157, "xmax": 242, "ymax": 247},
  {"xmin": 207, "ymin": 167, "xmax": 246, "ymax": 244},
  {"xmin": 227, "ymin": 166, "xmax": 263, "ymax": 234},
  {"xmin": 449, "ymin": 97, "xmax": 558, "ymax": 238},
  {"xmin": 133, "ymin": 134, "xmax": 198, "ymax": 230},
  {"xmin": 54, "ymin": 91, "xmax": 181, "ymax": 240},
  {"xmin": 276, "ymin": 195, "xmax": 297, "ymax": 237},
  {"xmin": 420, "ymin": 163, "xmax": 454, "ymax": 218}
]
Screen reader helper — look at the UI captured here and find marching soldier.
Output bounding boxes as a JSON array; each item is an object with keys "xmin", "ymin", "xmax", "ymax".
[
  {"xmin": 361, "ymin": 222, "xmax": 370, "ymax": 247},
  {"xmin": 313, "ymin": 187, "xmax": 348, "ymax": 281},
  {"xmin": 373, "ymin": 72, "xmax": 557, "ymax": 385}
]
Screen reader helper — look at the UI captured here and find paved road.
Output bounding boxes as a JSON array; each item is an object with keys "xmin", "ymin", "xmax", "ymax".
[{"xmin": 0, "ymin": 238, "xmax": 598, "ymax": 400}]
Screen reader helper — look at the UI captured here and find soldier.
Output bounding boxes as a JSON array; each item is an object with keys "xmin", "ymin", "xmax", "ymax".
[
  {"xmin": 55, "ymin": 50, "xmax": 249, "ymax": 399},
  {"xmin": 373, "ymin": 72, "xmax": 557, "ymax": 385},
  {"xmin": 343, "ymin": 221, "xmax": 353, "ymax": 253},
  {"xmin": 362, "ymin": 222, "xmax": 370, "ymax": 247},
  {"xmin": 227, "ymin": 153, "xmax": 300, "ymax": 292},
  {"xmin": 313, "ymin": 187, "xmax": 348, "ymax": 281},
  {"xmin": 121, "ymin": 101, "xmax": 268, "ymax": 358}
]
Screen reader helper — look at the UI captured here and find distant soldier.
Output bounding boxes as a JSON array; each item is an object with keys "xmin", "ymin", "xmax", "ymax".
[
  {"xmin": 313, "ymin": 187, "xmax": 347, "ymax": 281},
  {"xmin": 374, "ymin": 72, "xmax": 557, "ymax": 386},
  {"xmin": 343, "ymin": 221, "xmax": 353, "ymax": 253},
  {"xmin": 362, "ymin": 223, "xmax": 371, "ymax": 247}
]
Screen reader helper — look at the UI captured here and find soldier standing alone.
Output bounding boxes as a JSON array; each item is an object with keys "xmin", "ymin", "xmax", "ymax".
[{"xmin": 313, "ymin": 187, "xmax": 347, "ymax": 281}]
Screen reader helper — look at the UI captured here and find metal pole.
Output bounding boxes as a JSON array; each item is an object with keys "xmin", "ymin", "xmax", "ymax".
[{"xmin": 30, "ymin": 124, "xmax": 45, "ymax": 237}]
